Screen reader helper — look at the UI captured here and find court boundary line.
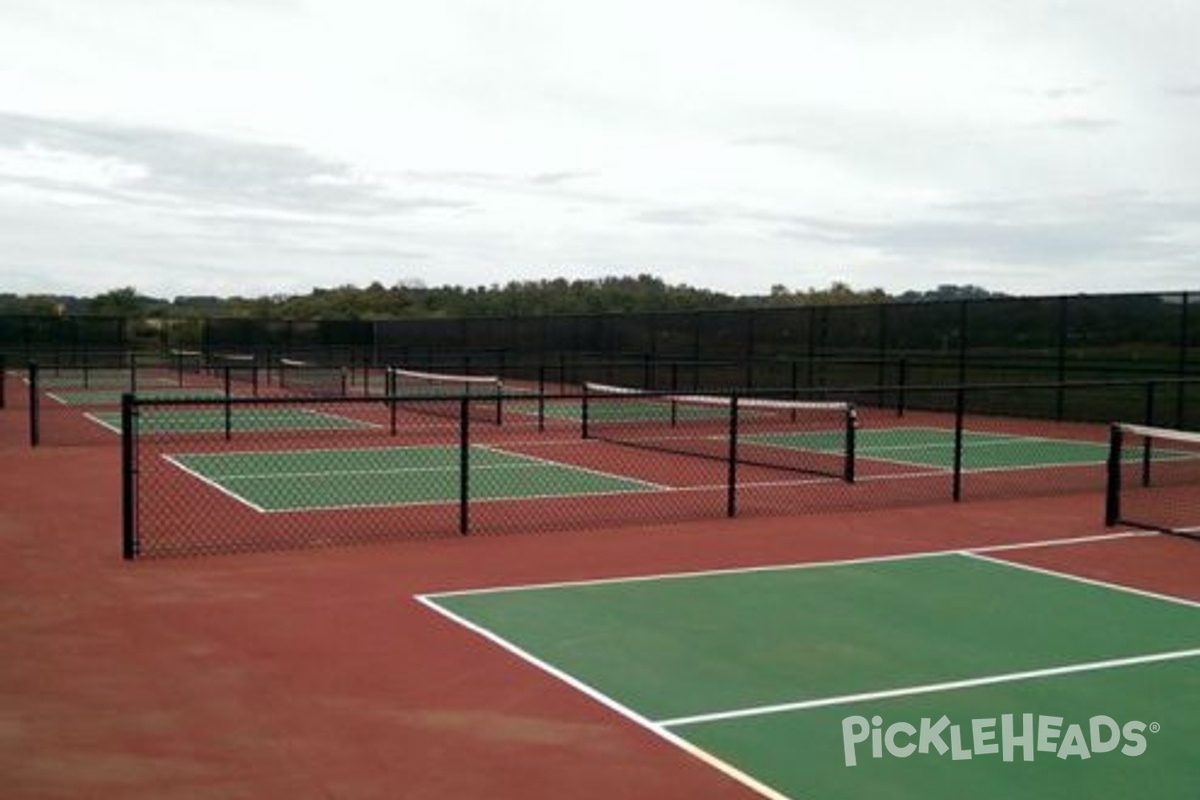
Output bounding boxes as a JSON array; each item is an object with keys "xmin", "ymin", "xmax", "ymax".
[
  {"xmin": 83, "ymin": 411, "xmax": 121, "ymax": 434},
  {"xmin": 167, "ymin": 444, "xmax": 667, "ymax": 514},
  {"xmin": 47, "ymin": 387, "xmax": 226, "ymax": 406},
  {"xmin": 162, "ymin": 454, "xmax": 268, "ymax": 513},
  {"xmin": 475, "ymin": 444, "xmax": 669, "ymax": 491},
  {"xmin": 87, "ymin": 406, "xmax": 379, "ymax": 436},
  {"xmin": 421, "ymin": 530, "xmax": 1156, "ymax": 599},
  {"xmin": 656, "ymin": 646, "xmax": 1200, "ymax": 728},
  {"xmin": 416, "ymin": 595, "xmax": 793, "ymax": 800},
  {"xmin": 962, "ymin": 550, "xmax": 1200, "ymax": 610},
  {"xmin": 418, "ymin": 530, "xmax": 1193, "ymax": 799}
]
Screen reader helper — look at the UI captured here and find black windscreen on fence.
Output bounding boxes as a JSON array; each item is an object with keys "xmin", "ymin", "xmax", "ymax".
[{"xmin": 3, "ymin": 293, "xmax": 1193, "ymax": 385}]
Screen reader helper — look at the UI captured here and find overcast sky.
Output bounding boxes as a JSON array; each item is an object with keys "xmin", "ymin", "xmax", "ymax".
[{"xmin": 1, "ymin": 0, "xmax": 1197, "ymax": 299}]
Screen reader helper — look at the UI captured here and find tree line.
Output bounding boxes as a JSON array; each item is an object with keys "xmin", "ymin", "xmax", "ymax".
[{"xmin": 0, "ymin": 276, "xmax": 1003, "ymax": 320}]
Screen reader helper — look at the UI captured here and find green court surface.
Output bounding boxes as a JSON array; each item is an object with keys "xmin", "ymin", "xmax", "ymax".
[
  {"xmin": 855, "ymin": 427, "xmax": 1117, "ymax": 471},
  {"xmin": 513, "ymin": 396, "xmax": 735, "ymax": 423},
  {"xmin": 34, "ymin": 373, "xmax": 177, "ymax": 390},
  {"xmin": 50, "ymin": 386, "xmax": 225, "ymax": 406},
  {"xmin": 88, "ymin": 406, "xmax": 378, "ymax": 434},
  {"xmin": 168, "ymin": 444, "xmax": 660, "ymax": 511},
  {"xmin": 423, "ymin": 552, "xmax": 1200, "ymax": 799}
]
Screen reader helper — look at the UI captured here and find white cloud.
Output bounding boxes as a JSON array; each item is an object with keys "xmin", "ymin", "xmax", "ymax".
[{"xmin": 0, "ymin": 0, "xmax": 1197, "ymax": 298}]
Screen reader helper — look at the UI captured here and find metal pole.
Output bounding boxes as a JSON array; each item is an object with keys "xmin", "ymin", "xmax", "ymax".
[
  {"xmin": 726, "ymin": 394, "xmax": 739, "ymax": 518},
  {"xmin": 1104, "ymin": 424, "xmax": 1122, "ymax": 526},
  {"xmin": 952, "ymin": 387, "xmax": 965, "ymax": 502},
  {"xmin": 28, "ymin": 361, "xmax": 39, "ymax": 447},
  {"xmin": 459, "ymin": 396, "xmax": 470, "ymax": 535},
  {"xmin": 121, "ymin": 393, "xmax": 138, "ymax": 559}
]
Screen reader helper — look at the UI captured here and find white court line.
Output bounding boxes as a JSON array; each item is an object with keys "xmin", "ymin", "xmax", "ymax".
[
  {"xmin": 656, "ymin": 647, "xmax": 1200, "ymax": 728},
  {"xmin": 474, "ymin": 444, "xmax": 669, "ymax": 491},
  {"xmin": 418, "ymin": 529, "xmax": 1195, "ymax": 799},
  {"xmin": 168, "ymin": 445, "xmax": 666, "ymax": 514},
  {"xmin": 962, "ymin": 549, "xmax": 1200, "ymax": 610},
  {"xmin": 416, "ymin": 595, "xmax": 793, "ymax": 800},
  {"xmin": 203, "ymin": 460, "xmax": 564, "ymax": 482},
  {"xmin": 418, "ymin": 530, "xmax": 1195, "ymax": 800},
  {"xmin": 162, "ymin": 454, "xmax": 268, "ymax": 513},
  {"xmin": 421, "ymin": 531, "xmax": 1164, "ymax": 599},
  {"xmin": 83, "ymin": 411, "xmax": 121, "ymax": 434},
  {"xmin": 296, "ymin": 408, "xmax": 383, "ymax": 429}
]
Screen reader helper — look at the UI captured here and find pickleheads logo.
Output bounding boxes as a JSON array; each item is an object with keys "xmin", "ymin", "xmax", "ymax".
[{"xmin": 842, "ymin": 714, "xmax": 1157, "ymax": 767}]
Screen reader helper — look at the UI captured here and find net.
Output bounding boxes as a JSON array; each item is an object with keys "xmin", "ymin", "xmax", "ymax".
[
  {"xmin": 169, "ymin": 349, "xmax": 204, "ymax": 372},
  {"xmin": 211, "ymin": 352, "xmax": 258, "ymax": 387},
  {"xmin": 583, "ymin": 382, "xmax": 855, "ymax": 481},
  {"xmin": 1106, "ymin": 423, "xmax": 1200, "ymax": 539},
  {"xmin": 279, "ymin": 358, "xmax": 348, "ymax": 397},
  {"xmin": 386, "ymin": 367, "xmax": 503, "ymax": 425}
]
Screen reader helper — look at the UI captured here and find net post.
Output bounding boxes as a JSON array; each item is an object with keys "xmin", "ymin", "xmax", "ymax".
[
  {"xmin": 844, "ymin": 405, "xmax": 857, "ymax": 483},
  {"xmin": 459, "ymin": 396, "xmax": 470, "ymax": 535},
  {"xmin": 581, "ymin": 384, "xmax": 591, "ymax": 439},
  {"xmin": 223, "ymin": 367, "xmax": 233, "ymax": 442},
  {"xmin": 1140, "ymin": 430, "xmax": 1153, "ymax": 488},
  {"xmin": 726, "ymin": 393, "xmax": 739, "ymax": 518},
  {"xmin": 1105, "ymin": 423, "xmax": 1122, "ymax": 526},
  {"xmin": 121, "ymin": 392, "xmax": 139, "ymax": 559},
  {"xmin": 388, "ymin": 369, "xmax": 398, "ymax": 436},
  {"xmin": 28, "ymin": 360, "xmax": 40, "ymax": 448},
  {"xmin": 951, "ymin": 386, "xmax": 965, "ymax": 502}
]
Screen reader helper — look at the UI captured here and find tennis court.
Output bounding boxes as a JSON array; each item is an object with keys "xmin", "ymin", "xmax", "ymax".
[
  {"xmin": 50, "ymin": 386, "xmax": 225, "ymax": 406},
  {"xmin": 88, "ymin": 405, "xmax": 380, "ymax": 434},
  {"xmin": 857, "ymin": 427, "xmax": 1120, "ymax": 472},
  {"xmin": 148, "ymin": 424, "xmax": 1145, "ymax": 526},
  {"xmin": 422, "ymin": 545, "xmax": 1200, "ymax": 799},
  {"xmin": 33, "ymin": 372, "xmax": 177, "ymax": 390},
  {"xmin": 166, "ymin": 444, "xmax": 662, "ymax": 512}
]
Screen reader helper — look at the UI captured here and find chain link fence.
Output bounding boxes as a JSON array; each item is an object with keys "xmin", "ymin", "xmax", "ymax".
[{"xmin": 120, "ymin": 378, "xmax": 1200, "ymax": 559}]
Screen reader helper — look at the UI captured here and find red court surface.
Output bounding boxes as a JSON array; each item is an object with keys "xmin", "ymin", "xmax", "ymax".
[{"xmin": 2, "ymin": 401, "xmax": 1197, "ymax": 799}]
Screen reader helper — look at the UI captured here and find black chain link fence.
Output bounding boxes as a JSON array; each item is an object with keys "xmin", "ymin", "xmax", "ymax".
[{"xmin": 120, "ymin": 378, "xmax": 1200, "ymax": 559}]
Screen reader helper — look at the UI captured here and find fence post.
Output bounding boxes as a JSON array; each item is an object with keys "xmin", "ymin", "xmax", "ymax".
[
  {"xmin": 726, "ymin": 393, "xmax": 739, "ymax": 518},
  {"xmin": 1177, "ymin": 291, "xmax": 1190, "ymax": 427},
  {"xmin": 121, "ymin": 393, "xmax": 138, "ymax": 559},
  {"xmin": 459, "ymin": 396, "xmax": 471, "ymax": 535},
  {"xmin": 0, "ymin": 352, "xmax": 6, "ymax": 410},
  {"xmin": 28, "ymin": 360, "xmax": 39, "ymax": 447},
  {"xmin": 952, "ymin": 386, "xmax": 965, "ymax": 502}
]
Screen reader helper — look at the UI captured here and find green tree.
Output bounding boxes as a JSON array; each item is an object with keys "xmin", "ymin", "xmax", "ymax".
[{"xmin": 88, "ymin": 287, "xmax": 151, "ymax": 317}]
